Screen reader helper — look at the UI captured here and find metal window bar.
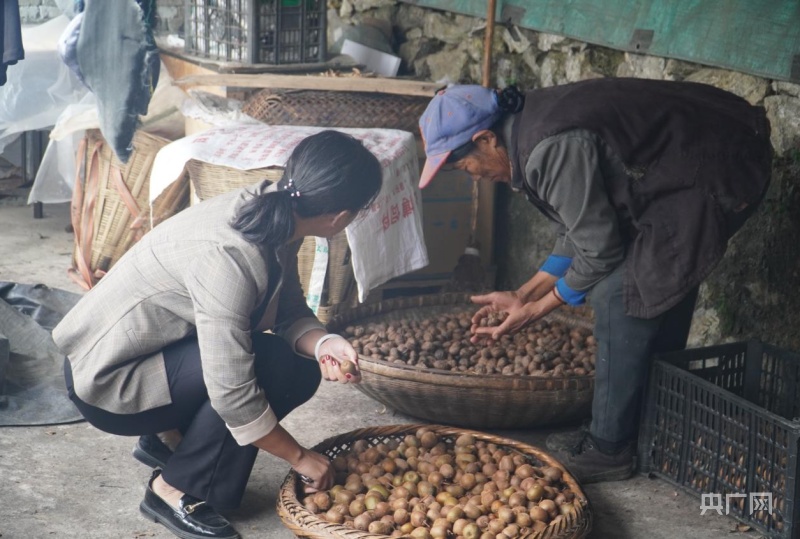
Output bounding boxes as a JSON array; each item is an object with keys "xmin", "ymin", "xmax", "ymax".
[{"xmin": 21, "ymin": 130, "xmax": 47, "ymax": 219}]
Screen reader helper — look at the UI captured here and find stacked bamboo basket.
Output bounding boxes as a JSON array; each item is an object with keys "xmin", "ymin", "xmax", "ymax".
[{"xmin": 69, "ymin": 129, "xmax": 189, "ymax": 290}]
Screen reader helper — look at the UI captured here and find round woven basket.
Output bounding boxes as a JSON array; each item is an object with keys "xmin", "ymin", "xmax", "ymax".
[
  {"xmin": 277, "ymin": 424, "xmax": 592, "ymax": 539},
  {"xmin": 325, "ymin": 293, "xmax": 595, "ymax": 429}
]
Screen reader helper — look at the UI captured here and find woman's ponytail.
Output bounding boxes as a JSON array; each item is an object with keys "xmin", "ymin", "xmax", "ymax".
[
  {"xmin": 497, "ymin": 85, "xmax": 525, "ymax": 113},
  {"xmin": 230, "ymin": 188, "xmax": 296, "ymax": 246},
  {"xmin": 230, "ymin": 130, "xmax": 383, "ymax": 247}
]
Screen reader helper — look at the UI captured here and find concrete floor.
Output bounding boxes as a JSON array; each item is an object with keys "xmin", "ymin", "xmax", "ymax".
[{"xmin": 0, "ymin": 200, "xmax": 758, "ymax": 539}]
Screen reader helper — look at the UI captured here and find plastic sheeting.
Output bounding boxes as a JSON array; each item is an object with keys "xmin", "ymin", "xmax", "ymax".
[
  {"xmin": 410, "ymin": 0, "xmax": 800, "ymax": 83},
  {"xmin": 0, "ymin": 15, "xmax": 88, "ymax": 156},
  {"xmin": 0, "ymin": 282, "xmax": 83, "ymax": 427},
  {"xmin": 28, "ymin": 61, "xmax": 186, "ymax": 205}
]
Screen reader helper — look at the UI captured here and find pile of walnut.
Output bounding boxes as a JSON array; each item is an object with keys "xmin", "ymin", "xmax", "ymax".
[
  {"xmin": 302, "ymin": 427, "xmax": 582, "ymax": 538},
  {"xmin": 341, "ymin": 310, "xmax": 596, "ymax": 377}
]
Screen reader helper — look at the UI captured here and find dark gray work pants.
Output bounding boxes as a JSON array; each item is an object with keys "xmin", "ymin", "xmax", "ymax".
[
  {"xmin": 65, "ymin": 333, "xmax": 321, "ymax": 511},
  {"xmin": 585, "ymin": 132, "xmax": 771, "ymax": 446},
  {"xmin": 587, "ymin": 265, "xmax": 699, "ymax": 445}
]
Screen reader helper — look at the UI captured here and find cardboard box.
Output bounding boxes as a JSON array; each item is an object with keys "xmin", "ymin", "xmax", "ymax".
[{"xmin": 383, "ymin": 142, "xmax": 475, "ymax": 290}]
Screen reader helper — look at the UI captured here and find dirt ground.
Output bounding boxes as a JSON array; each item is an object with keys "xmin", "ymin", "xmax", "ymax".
[{"xmin": 0, "ymin": 200, "xmax": 757, "ymax": 539}]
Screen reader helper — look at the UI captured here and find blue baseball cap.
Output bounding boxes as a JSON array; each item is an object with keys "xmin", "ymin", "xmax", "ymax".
[{"xmin": 418, "ymin": 85, "xmax": 501, "ymax": 188}]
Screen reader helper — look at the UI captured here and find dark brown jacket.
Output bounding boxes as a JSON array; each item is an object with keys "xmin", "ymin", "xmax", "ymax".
[{"xmin": 509, "ymin": 78, "xmax": 772, "ymax": 318}]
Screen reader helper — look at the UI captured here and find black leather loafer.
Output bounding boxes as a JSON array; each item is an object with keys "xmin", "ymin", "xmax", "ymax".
[
  {"xmin": 139, "ymin": 470, "xmax": 240, "ymax": 539},
  {"xmin": 132, "ymin": 434, "xmax": 173, "ymax": 469}
]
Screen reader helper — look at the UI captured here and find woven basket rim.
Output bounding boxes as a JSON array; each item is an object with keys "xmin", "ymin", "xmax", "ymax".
[
  {"xmin": 325, "ymin": 293, "xmax": 595, "ymax": 391},
  {"xmin": 325, "ymin": 292, "xmax": 594, "ymax": 330},
  {"xmin": 353, "ymin": 360, "xmax": 594, "ymax": 390},
  {"xmin": 87, "ymin": 127, "xmax": 170, "ymax": 149},
  {"xmin": 277, "ymin": 423, "xmax": 593, "ymax": 539}
]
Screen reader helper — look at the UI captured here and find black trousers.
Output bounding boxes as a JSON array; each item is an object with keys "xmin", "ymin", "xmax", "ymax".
[
  {"xmin": 587, "ymin": 264, "xmax": 699, "ymax": 445},
  {"xmin": 64, "ymin": 332, "xmax": 321, "ymax": 511}
]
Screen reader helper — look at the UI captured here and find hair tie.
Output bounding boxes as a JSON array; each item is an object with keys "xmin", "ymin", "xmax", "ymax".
[
  {"xmin": 497, "ymin": 85, "xmax": 525, "ymax": 113},
  {"xmin": 281, "ymin": 178, "xmax": 301, "ymax": 198}
]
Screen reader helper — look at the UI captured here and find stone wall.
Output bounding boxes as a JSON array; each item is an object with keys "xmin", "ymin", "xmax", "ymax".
[
  {"xmin": 18, "ymin": 0, "xmax": 61, "ymax": 23},
  {"xmin": 18, "ymin": 1, "xmax": 800, "ymax": 347},
  {"xmin": 332, "ymin": 2, "xmax": 800, "ymax": 348}
]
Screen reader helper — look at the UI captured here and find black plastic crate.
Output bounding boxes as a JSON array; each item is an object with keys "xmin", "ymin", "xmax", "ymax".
[
  {"xmin": 184, "ymin": 0, "xmax": 326, "ymax": 65},
  {"xmin": 639, "ymin": 340, "xmax": 800, "ymax": 538}
]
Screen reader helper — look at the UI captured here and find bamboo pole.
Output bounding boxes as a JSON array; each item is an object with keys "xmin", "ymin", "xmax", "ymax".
[
  {"xmin": 471, "ymin": 0, "xmax": 497, "ymax": 257},
  {"xmin": 482, "ymin": 0, "xmax": 497, "ymax": 88}
]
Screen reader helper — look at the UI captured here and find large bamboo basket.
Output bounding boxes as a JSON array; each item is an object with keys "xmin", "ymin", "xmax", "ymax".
[
  {"xmin": 69, "ymin": 129, "xmax": 189, "ymax": 290},
  {"xmin": 184, "ymin": 159, "xmax": 284, "ymax": 202},
  {"xmin": 241, "ymin": 89, "xmax": 429, "ymax": 133},
  {"xmin": 184, "ymin": 159, "xmax": 357, "ymax": 322},
  {"xmin": 325, "ymin": 293, "xmax": 595, "ymax": 429},
  {"xmin": 278, "ymin": 424, "xmax": 593, "ymax": 539}
]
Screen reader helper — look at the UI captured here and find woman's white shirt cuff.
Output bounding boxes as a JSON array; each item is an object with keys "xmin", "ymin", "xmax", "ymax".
[{"xmin": 227, "ymin": 406, "xmax": 279, "ymax": 446}]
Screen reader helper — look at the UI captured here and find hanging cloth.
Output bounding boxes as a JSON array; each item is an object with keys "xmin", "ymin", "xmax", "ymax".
[
  {"xmin": 76, "ymin": 0, "xmax": 159, "ymax": 163},
  {"xmin": 1, "ymin": 0, "xmax": 25, "ymax": 87}
]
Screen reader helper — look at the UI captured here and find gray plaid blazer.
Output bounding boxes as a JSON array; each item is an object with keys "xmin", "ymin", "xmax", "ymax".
[{"xmin": 53, "ymin": 181, "xmax": 323, "ymax": 428}]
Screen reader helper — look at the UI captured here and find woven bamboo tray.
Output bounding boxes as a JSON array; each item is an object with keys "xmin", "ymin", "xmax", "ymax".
[
  {"xmin": 69, "ymin": 129, "xmax": 189, "ymax": 290},
  {"xmin": 278, "ymin": 424, "xmax": 592, "ymax": 539},
  {"xmin": 325, "ymin": 294, "xmax": 595, "ymax": 429},
  {"xmin": 184, "ymin": 159, "xmax": 357, "ymax": 322},
  {"xmin": 241, "ymin": 89, "xmax": 429, "ymax": 132}
]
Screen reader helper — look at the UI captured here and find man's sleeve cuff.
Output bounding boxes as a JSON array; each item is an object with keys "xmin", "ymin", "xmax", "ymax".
[
  {"xmin": 540, "ymin": 255, "xmax": 572, "ymax": 277},
  {"xmin": 227, "ymin": 406, "xmax": 279, "ymax": 446},
  {"xmin": 556, "ymin": 278, "xmax": 587, "ymax": 305}
]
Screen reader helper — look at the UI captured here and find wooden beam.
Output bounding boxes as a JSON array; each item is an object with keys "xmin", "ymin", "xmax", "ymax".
[
  {"xmin": 161, "ymin": 53, "xmax": 227, "ymax": 97},
  {"xmin": 172, "ymin": 73, "xmax": 440, "ymax": 97}
]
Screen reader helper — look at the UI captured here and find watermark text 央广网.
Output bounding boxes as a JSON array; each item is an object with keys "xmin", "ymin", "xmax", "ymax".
[{"xmin": 700, "ymin": 492, "xmax": 773, "ymax": 516}]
